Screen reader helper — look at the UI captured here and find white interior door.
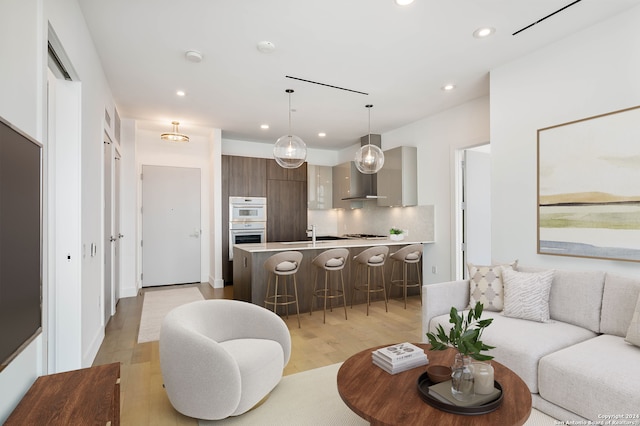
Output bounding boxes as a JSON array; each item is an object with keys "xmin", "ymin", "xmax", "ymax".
[
  {"xmin": 114, "ymin": 151, "xmax": 121, "ymax": 303},
  {"xmin": 47, "ymin": 70, "xmax": 82, "ymax": 372},
  {"xmin": 142, "ymin": 165, "xmax": 201, "ymax": 287},
  {"xmin": 103, "ymin": 136, "xmax": 112, "ymax": 324},
  {"xmin": 463, "ymin": 147, "xmax": 492, "ymax": 269}
]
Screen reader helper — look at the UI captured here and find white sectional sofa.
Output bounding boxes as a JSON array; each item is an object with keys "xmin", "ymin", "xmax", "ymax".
[{"xmin": 422, "ymin": 267, "xmax": 640, "ymax": 422}]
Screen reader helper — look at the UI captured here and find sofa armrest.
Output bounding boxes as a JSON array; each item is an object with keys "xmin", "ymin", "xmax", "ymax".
[{"xmin": 421, "ymin": 280, "xmax": 470, "ymax": 342}]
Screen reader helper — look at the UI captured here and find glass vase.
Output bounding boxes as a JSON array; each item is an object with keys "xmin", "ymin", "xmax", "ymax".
[{"xmin": 451, "ymin": 352, "xmax": 475, "ymax": 402}]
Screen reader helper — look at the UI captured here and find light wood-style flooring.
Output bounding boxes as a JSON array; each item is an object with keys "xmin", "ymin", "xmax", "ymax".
[{"xmin": 92, "ymin": 283, "xmax": 423, "ymax": 425}]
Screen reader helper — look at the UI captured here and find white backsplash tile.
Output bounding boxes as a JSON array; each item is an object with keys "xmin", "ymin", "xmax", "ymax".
[{"xmin": 307, "ymin": 204, "xmax": 434, "ymax": 241}]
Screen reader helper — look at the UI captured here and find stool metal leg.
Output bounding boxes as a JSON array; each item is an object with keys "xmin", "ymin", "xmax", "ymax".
[{"xmin": 340, "ymin": 269, "xmax": 348, "ymax": 320}]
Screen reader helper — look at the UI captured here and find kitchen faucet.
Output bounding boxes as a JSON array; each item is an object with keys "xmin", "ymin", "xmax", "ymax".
[{"xmin": 308, "ymin": 224, "xmax": 316, "ymax": 244}]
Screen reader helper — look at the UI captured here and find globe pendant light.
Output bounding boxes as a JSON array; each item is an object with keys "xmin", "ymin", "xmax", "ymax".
[
  {"xmin": 274, "ymin": 89, "xmax": 307, "ymax": 169},
  {"xmin": 354, "ymin": 104, "xmax": 384, "ymax": 174}
]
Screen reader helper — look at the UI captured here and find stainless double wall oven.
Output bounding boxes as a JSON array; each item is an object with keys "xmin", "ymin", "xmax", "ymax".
[{"xmin": 229, "ymin": 196, "xmax": 266, "ymax": 260}]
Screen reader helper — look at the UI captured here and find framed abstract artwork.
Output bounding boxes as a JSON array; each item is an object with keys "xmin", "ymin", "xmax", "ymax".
[{"xmin": 537, "ymin": 105, "xmax": 640, "ymax": 262}]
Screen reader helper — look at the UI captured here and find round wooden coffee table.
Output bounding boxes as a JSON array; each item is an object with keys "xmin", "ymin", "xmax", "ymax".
[{"xmin": 337, "ymin": 344, "xmax": 532, "ymax": 426}]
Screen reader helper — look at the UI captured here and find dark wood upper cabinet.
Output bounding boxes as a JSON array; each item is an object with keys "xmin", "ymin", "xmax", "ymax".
[
  {"xmin": 267, "ymin": 180, "xmax": 307, "ymax": 242},
  {"xmin": 228, "ymin": 155, "xmax": 267, "ymax": 197},
  {"xmin": 266, "ymin": 159, "xmax": 308, "ymax": 242},
  {"xmin": 267, "ymin": 159, "xmax": 307, "ymax": 182}
]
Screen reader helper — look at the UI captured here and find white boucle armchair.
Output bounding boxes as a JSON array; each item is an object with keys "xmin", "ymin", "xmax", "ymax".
[{"xmin": 159, "ymin": 299, "xmax": 291, "ymax": 420}]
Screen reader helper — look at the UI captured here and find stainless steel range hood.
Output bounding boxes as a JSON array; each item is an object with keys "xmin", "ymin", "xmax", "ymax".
[{"xmin": 341, "ymin": 134, "xmax": 386, "ymax": 201}]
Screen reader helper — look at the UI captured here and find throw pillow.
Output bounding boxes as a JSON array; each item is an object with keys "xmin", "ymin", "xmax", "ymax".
[
  {"xmin": 502, "ymin": 268, "xmax": 554, "ymax": 322},
  {"xmin": 468, "ymin": 260, "xmax": 517, "ymax": 312},
  {"xmin": 625, "ymin": 293, "xmax": 640, "ymax": 347}
]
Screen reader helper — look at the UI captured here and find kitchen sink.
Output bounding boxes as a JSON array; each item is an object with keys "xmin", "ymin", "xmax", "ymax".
[
  {"xmin": 280, "ymin": 241, "xmax": 330, "ymax": 245},
  {"xmin": 314, "ymin": 236, "xmax": 349, "ymax": 241}
]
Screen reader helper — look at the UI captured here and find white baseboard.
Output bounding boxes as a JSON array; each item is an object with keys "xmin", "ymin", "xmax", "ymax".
[
  {"xmin": 84, "ymin": 328, "xmax": 104, "ymax": 368},
  {"xmin": 209, "ymin": 276, "xmax": 224, "ymax": 289},
  {"xmin": 119, "ymin": 286, "xmax": 138, "ymax": 298}
]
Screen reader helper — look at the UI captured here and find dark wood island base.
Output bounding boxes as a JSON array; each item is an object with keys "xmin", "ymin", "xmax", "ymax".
[{"xmin": 233, "ymin": 240, "xmax": 428, "ymax": 314}]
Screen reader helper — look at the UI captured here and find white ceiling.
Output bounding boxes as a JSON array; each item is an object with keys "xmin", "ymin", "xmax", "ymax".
[{"xmin": 77, "ymin": 0, "xmax": 640, "ymax": 149}]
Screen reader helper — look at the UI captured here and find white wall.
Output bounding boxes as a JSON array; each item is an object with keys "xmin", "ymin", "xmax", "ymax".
[
  {"xmin": 0, "ymin": 1, "xmax": 45, "ymax": 420},
  {"xmin": 47, "ymin": 0, "xmax": 118, "ymax": 370},
  {"xmin": 382, "ymin": 96, "xmax": 491, "ymax": 283},
  {"xmin": 222, "ymin": 137, "xmax": 339, "ymax": 166},
  {"xmin": 0, "ymin": 0, "xmax": 118, "ymax": 419},
  {"xmin": 491, "ymin": 5, "xmax": 640, "ymax": 277},
  {"xmin": 135, "ymin": 126, "xmax": 213, "ymax": 285}
]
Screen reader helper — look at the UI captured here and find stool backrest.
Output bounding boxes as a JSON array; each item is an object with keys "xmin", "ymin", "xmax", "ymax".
[
  {"xmin": 353, "ymin": 246, "xmax": 389, "ymax": 265},
  {"xmin": 264, "ymin": 251, "xmax": 304, "ymax": 274},
  {"xmin": 390, "ymin": 244, "xmax": 423, "ymax": 262}
]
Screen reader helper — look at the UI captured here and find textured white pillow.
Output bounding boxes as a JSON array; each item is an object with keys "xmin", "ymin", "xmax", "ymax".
[
  {"xmin": 625, "ymin": 293, "xmax": 640, "ymax": 347},
  {"xmin": 468, "ymin": 260, "xmax": 517, "ymax": 312},
  {"xmin": 502, "ymin": 268, "xmax": 554, "ymax": 322}
]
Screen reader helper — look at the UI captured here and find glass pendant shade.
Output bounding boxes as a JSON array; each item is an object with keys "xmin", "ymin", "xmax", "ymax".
[
  {"xmin": 273, "ymin": 134, "xmax": 307, "ymax": 168},
  {"xmin": 354, "ymin": 143, "xmax": 384, "ymax": 174},
  {"xmin": 274, "ymin": 89, "xmax": 307, "ymax": 169},
  {"xmin": 354, "ymin": 104, "xmax": 384, "ymax": 174}
]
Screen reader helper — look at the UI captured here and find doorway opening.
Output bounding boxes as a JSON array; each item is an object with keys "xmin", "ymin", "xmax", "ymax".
[{"xmin": 454, "ymin": 143, "xmax": 491, "ymax": 280}]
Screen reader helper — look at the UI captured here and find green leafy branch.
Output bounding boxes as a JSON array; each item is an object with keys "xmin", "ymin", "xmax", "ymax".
[{"xmin": 426, "ymin": 302, "xmax": 495, "ymax": 361}]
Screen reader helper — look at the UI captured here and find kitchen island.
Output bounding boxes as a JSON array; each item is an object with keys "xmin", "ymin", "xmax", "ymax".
[{"xmin": 232, "ymin": 238, "xmax": 433, "ymax": 314}]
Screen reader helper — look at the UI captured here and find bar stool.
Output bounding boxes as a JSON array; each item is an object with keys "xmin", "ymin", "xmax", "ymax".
[
  {"xmin": 264, "ymin": 251, "xmax": 303, "ymax": 328},
  {"xmin": 310, "ymin": 248, "xmax": 349, "ymax": 323},
  {"xmin": 388, "ymin": 244, "xmax": 423, "ymax": 309},
  {"xmin": 351, "ymin": 246, "xmax": 389, "ymax": 315}
]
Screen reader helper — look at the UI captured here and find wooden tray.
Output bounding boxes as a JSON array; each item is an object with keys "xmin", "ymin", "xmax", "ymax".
[{"xmin": 416, "ymin": 372, "xmax": 503, "ymax": 415}]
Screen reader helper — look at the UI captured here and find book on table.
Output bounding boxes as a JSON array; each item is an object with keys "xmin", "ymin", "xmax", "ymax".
[
  {"xmin": 428, "ymin": 380, "xmax": 501, "ymax": 407},
  {"xmin": 373, "ymin": 342, "xmax": 424, "ymax": 362},
  {"xmin": 371, "ymin": 343, "xmax": 428, "ymax": 374},
  {"xmin": 372, "ymin": 352, "xmax": 428, "ymax": 374}
]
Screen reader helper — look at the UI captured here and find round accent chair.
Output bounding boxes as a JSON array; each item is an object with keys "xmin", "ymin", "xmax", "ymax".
[{"xmin": 159, "ymin": 299, "xmax": 291, "ymax": 420}]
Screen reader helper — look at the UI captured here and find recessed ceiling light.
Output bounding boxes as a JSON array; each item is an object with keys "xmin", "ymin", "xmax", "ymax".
[
  {"xmin": 260, "ymin": 124, "xmax": 269, "ymax": 130},
  {"xmin": 318, "ymin": 132, "xmax": 326, "ymax": 137},
  {"xmin": 176, "ymin": 90, "xmax": 186, "ymax": 97},
  {"xmin": 442, "ymin": 84, "xmax": 456, "ymax": 91},
  {"xmin": 394, "ymin": 0, "xmax": 415, "ymax": 5},
  {"xmin": 257, "ymin": 41, "xmax": 276, "ymax": 53},
  {"xmin": 473, "ymin": 27, "xmax": 495, "ymax": 38},
  {"xmin": 185, "ymin": 50, "xmax": 203, "ymax": 63}
]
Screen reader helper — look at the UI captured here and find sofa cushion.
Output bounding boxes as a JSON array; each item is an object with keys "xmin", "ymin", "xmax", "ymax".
[
  {"xmin": 625, "ymin": 293, "xmax": 640, "ymax": 347},
  {"xmin": 518, "ymin": 267, "xmax": 605, "ymax": 333},
  {"xmin": 429, "ymin": 311, "xmax": 596, "ymax": 393},
  {"xmin": 600, "ymin": 273, "xmax": 640, "ymax": 336},
  {"xmin": 502, "ymin": 269, "xmax": 554, "ymax": 322},
  {"xmin": 467, "ymin": 260, "xmax": 517, "ymax": 312},
  {"xmin": 550, "ymin": 270, "xmax": 605, "ymax": 333},
  {"xmin": 538, "ymin": 334, "xmax": 640, "ymax": 421}
]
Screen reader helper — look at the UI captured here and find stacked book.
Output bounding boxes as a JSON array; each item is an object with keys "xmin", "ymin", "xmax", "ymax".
[{"xmin": 372, "ymin": 342, "xmax": 429, "ymax": 374}]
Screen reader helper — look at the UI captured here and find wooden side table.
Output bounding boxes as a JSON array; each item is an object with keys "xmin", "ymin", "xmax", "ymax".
[
  {"xmin": 337, "ymin": 344, "xmax": 531, "ymax": 426},
  {"xmin": 5, "ymin": 362, "xmax": 120, "ymax": 426}
]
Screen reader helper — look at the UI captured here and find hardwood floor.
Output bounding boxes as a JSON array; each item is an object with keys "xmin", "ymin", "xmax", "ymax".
[{"xmin": 92, "ymin": 283, "xmax": 423, "ymax": 425}]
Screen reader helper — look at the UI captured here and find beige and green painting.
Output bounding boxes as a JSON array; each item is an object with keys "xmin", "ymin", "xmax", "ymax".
[{"xmin": 538, "ymin": 106, "xmax": 640, "ymax": 262}]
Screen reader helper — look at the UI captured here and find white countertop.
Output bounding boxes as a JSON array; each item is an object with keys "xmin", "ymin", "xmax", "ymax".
[{"xmin": 233, "ymin": 238, "xmax": 434, "ymax": 253}]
